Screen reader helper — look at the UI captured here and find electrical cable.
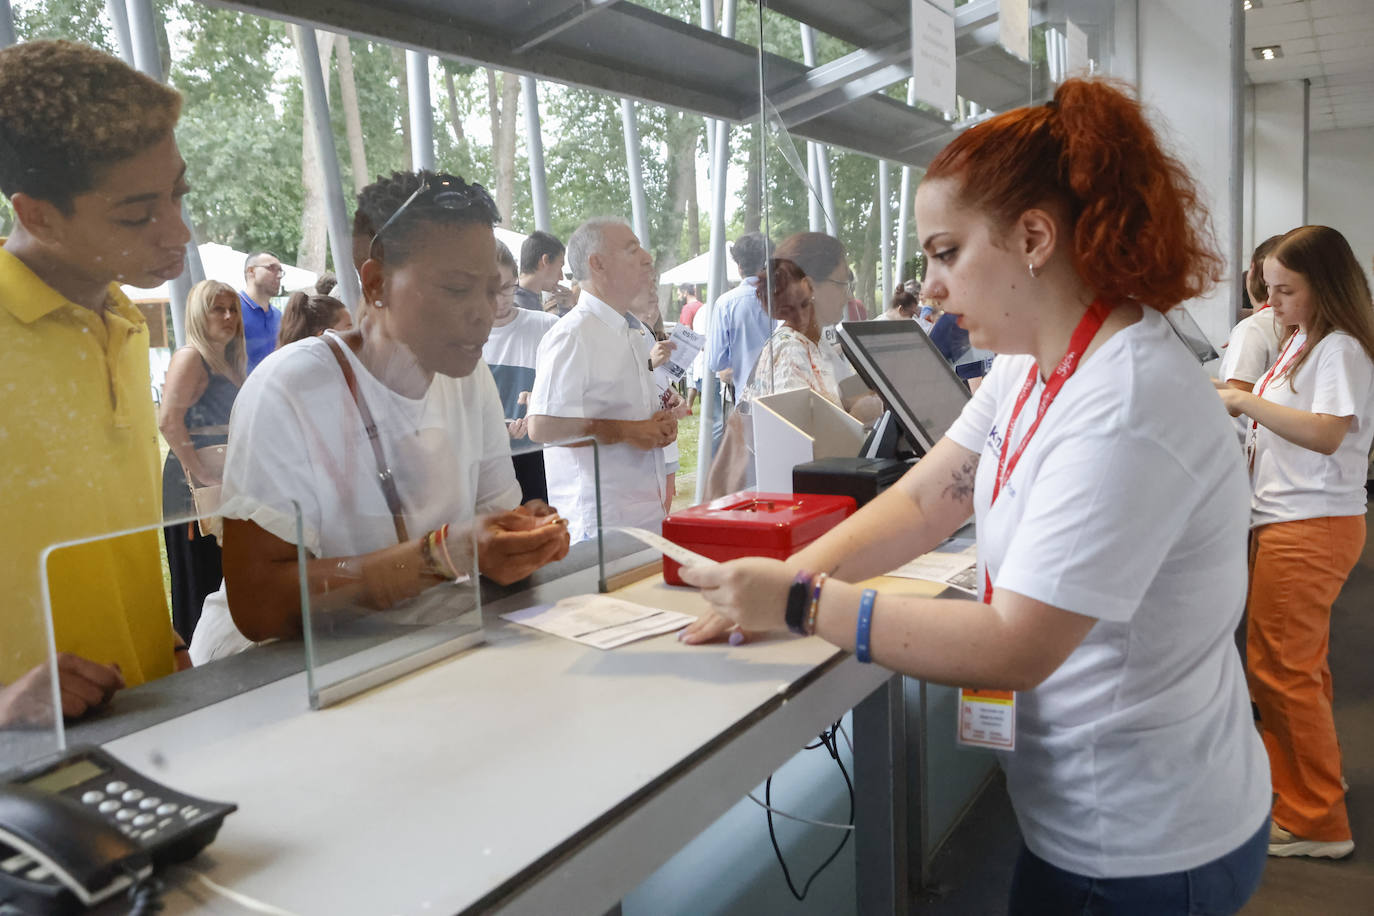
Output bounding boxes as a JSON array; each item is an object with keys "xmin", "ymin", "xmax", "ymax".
[
  {"xmin": 124, "ymin": 870, "xmax": 165, "ymax": 916},
  {"xmin": 170, "ymin": 866, "xmax": 304, "ymax": 916},
  {"xmin": 761, "ymin": 721, "xmax": 856, "ymax": 901}
]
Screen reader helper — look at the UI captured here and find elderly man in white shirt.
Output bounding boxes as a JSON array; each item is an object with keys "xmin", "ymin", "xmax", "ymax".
[{"xmin": 528, "ymin": 219, "xmax": 678, "ymax": 542}]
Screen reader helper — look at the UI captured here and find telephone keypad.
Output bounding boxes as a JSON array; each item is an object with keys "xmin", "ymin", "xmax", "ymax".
[
  {"xmin": 105, "ymin": 781, "xmax": 128, "ymax": 794},
  {"xmin": 115, "ymin": 809, "xmax": 135, "ymax": 822},
  {"xmin": 121, "ymin": 789, "xmax": 145, "ymax": 803},
  {"xmin": 98, "ymin": 800, "xmax": 121, "ymax": 814},
  {"xmin": 80, "ymin": 790, "xmax": 104, "ymax": 805},
  {"xmin": 139, "ymin": 797, "xmax": 161, "ymax": 810}
]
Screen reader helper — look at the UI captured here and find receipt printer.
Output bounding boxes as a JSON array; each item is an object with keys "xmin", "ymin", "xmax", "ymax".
[
  {"xmin": 792, "ymin": 456, "xmax": 910, "ymax": 508},
  {"xmin": 661, "ymin": 491, "xmax": 856, "ymax": 586}
]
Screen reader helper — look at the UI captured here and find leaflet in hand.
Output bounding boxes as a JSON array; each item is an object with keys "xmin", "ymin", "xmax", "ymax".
[{"xmin": 653, "ymin": 325, "xmax": 706, "ymax": 393}]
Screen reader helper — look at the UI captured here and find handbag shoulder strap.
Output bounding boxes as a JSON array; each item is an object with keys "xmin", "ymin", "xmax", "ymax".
[{"xmin": 323, "ymin": 334, "xmax": 410, "ymax": 543}]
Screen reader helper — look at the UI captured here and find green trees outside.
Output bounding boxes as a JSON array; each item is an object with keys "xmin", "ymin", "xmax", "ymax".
[{"xmin": 4, "ymin": 0, "xmax": 916, "ymax": 306}]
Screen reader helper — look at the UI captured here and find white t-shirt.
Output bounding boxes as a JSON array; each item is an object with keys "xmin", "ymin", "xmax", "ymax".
[
  {"xmin": 529, "ymin": 292, "xmax": 666, "ymax": 542},
  {"xmin": 943, "ymin": 307, "xmax": 1269, "ymax": 878},
  {"xmin": 1249, "ymin": 329, "xmax": 1374, "ymax": 527},
  {"xmin": 484, "ymin": 308, "xmax": 559, "ymax": 449},
  {"xmin": 190, "ymin": 333, "xmax": 521, "ymax": 664},
  {"xmin": 1217, "ymin": 308, "xmax": 1282, "ymax": 386}
]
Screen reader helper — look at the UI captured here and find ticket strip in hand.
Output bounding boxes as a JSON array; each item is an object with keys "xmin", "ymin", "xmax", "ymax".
[{"xmin": 957, "ymin": 301, "xmax": 1110, "ymax": 751}]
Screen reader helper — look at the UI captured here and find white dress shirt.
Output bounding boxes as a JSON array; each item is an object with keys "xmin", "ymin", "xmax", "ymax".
[{"xmin": 529, "ymin": 291, "xmax": 666, "ymax": 542}]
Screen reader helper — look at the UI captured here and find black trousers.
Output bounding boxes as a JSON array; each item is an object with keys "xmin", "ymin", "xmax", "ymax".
[{"xmin": 164, "ymin": 521, "xmax": 222, "ymax": 642}]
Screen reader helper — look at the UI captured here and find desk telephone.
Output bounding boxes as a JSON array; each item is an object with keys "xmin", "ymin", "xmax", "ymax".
[{"xmin": 0, "ymin": 745, "xmax": 235, "ymax": 914}]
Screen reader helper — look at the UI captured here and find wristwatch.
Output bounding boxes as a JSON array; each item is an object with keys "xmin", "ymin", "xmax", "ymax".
[{"xmin": 785, "ymin": 570, "xmax": 814, "ymax": 636}]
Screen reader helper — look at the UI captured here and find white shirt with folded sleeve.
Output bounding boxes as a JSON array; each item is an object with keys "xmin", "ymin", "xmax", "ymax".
[
  {"xmin": 1249, "ymin": 329, "xmax": 1374, "ymax": 527},
  {"xmin": 189, "ymin": 332, "xmax": 520, "ymax": 664},
  {"xmin": 942, "ymin": 306, "xmax": 1269, "ymax": 879},
  {"xmin": 529, "ymin": 291, "xmax": 666, "ymax": 542}
]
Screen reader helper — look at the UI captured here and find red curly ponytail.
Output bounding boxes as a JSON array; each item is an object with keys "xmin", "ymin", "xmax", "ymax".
[{"xmin": 925, "ymin": 78, "xmax": 1223, "ymax": 312}]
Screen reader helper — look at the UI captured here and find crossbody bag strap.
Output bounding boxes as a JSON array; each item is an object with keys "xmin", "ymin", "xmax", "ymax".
[{"xmin": 323, "ymin": 334, "xmax": 410, "ymax": 543}]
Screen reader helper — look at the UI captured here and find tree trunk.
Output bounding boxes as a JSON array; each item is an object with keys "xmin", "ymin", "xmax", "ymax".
[
  {"xmin": 666, "ymin": 113, "xmax": 702, "ymax": 263},
  {"xmin": 443, "ymin": 66, "xmax": 466, "ymax": 147},
  {"xmin": 491, "ymin": 70, "xmax": 521, "ymax": 220},
  {"xmin": 856, "ymin": 190, "xmax": 879, "ymax": 316},
  {"xmin": 334, "ymin": 35, "xmax": 369, "ymax": 193},
  {"xmin": 393, "ymin": 45, "xmax": 413, "ymax": 172},
  {"xmin": 293, "ymin": 27, "xmax": 332, "ymax": 273}
]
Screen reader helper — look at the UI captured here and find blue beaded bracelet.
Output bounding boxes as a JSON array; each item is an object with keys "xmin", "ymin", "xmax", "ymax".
[{"xmin": 855, "ymin": 588, "xmax": 877, "ymax": 663}]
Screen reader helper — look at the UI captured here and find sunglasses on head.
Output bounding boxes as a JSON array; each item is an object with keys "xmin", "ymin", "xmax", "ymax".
[{"xmin": 368, "ymin": 174, "xmax": 500, "ymax": 259}]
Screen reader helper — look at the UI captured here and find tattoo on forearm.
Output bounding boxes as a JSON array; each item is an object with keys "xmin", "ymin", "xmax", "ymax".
[{"xmin": 943, "ymin": 457, "xmax": 979, "ymax": 502}]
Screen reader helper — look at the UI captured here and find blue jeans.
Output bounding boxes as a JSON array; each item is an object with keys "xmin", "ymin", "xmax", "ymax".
[{"xmin": 1007, "ymin": 818, "xmax": 1269, "ymax": 916}]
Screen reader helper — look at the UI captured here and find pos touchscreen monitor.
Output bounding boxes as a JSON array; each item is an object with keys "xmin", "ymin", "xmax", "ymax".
[
  {"xmin": 1164, "ymin": 306, "xmax": 1221, "ymax": 364},
  {"xmin": 836, "ymin": 319, "xmax": 972, "ymax": 457}
]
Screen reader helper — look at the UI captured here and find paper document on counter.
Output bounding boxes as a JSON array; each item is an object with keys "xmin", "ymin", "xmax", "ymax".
[
  {"xmin": 887, "ymin": 537, "xmax": 979, "ymax": 595},
  {"xmin": 502, "ymin": 595, "xmax": 694, "ymax": 649},
  {"xmin": 611, "ymin": 526, "xmax": 719, "ymax": 570}
]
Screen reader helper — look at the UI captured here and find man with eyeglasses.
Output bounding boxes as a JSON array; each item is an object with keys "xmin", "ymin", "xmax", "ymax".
[{"xmin": 240, "ymin": 250, "xmax": 284, "ymax": 372}]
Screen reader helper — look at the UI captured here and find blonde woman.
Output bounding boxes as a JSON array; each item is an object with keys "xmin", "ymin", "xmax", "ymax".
[{"xmin": 159, "ymin": 279, "xmax": 245, "ymax": 641}]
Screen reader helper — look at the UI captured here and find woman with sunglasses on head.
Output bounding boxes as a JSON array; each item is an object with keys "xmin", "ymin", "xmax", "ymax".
[
  {"xmin": 1215, "ymin": 225, "xmax": 1374, "ymax": 860},
  {"xmin": 189, "ymin": 170, "xmax": 570, "ymax": 664},
  {"xmin": 684, "ymin": 79, "xmax": 1270, "ymax": 915},
  {"xmin": 158, "ymin": 279, "xmax": 245, "ymax": 643}
]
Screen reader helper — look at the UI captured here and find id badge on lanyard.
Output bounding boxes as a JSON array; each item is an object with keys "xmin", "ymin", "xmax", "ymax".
[{"xmin": 956, "ymin": 302, "xmax": 1110, "ymax": 752}]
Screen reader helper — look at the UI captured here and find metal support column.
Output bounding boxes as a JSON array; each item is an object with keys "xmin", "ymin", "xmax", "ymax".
[
  {"xmin": 106, "ymin": 0, "xmax": 133, "ymax": 64},
  {"xmin": 620, "ymin": 99, "xmax": 650, "ymax": 249},
  {"xmin": 694, "ymin": 0, "xmax": 736, "ymax": 505},
  {"xmin": 798, "ymin": 27, "xmax": 838, "ymax": 236},
  {"xmin": 406, "ymin": 50, "xmax": 435, "ymax": 172},
  {"xmin": 878, "ymin": 160, "xmax": 892, "ymax": 309},
  {"xmin": 895, "ymin": 79, "xmax": 915, "ymax": 282},
  {"xmin": 853, "ymin": 675, "xmax": 911, "ymax": 915},
  {"xmin": 0, "ymin": 0, "xmax": 14, "ymax": 50},
  {"xmin": 294, "ymin": 25, "xmax": 362, "ymax": 312},
  {"xmin": 522, "ymin": 76, "xmax": 551, "ymax": 232},
  {"xmin": 127, "ymin": 0, "xmax": 206, "ymax": 348}
]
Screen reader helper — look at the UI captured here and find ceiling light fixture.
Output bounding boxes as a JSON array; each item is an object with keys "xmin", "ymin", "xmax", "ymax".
[{"xmin": 1252, "ymin": 44, "xmax": 1284, "ymax": 60}]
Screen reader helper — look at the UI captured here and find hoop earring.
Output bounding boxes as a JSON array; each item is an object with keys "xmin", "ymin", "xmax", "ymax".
[{"xmin": 1028, "ymin": 262, "xmax": 1039, "ymax": 279}]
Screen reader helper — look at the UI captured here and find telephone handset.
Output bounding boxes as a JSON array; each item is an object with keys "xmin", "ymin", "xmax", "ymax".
[{"xmin": 0, "ymin": 745, "xmax": 235, "ymax": 914}]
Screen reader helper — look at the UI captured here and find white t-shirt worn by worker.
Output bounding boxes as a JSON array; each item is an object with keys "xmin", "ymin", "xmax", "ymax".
[
  {"xmin": 944, "ymin": 306, "xmax": 1270, "ymax": 879},
  {"xmin": 1249, "ymin": 329, "xmax": 1374, "ymax": 528},
  {"xmin": 529, "ymin": 291, "xmax": 666, "ymax": 543},
  {"xmin": 190, "ymin": 333, "xmax": 521, "ymax": 664},
  {"xmin": 1217, "ymin": 308, "xmax": 1283, "ymax": 441}
]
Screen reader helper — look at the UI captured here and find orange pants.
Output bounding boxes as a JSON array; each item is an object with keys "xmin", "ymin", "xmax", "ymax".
[{"xmin": 1247, "ymin": 514, "xmax": 1364, "ymax": 842}]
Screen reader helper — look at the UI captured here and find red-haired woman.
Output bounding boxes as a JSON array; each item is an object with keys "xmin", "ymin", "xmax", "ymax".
[
  {"xmin": 1217, "ymin": 225, "xmax": 1374, "ymax": 860},
  {"xmin": 682, "ymin": 79, "xmax": 1269, "ymax": 914}
]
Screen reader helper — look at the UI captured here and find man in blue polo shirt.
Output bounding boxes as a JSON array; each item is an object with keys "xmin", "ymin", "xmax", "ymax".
[{"xmin": 239, "ymin": 250, "xmax": 283, "ymax": 372}]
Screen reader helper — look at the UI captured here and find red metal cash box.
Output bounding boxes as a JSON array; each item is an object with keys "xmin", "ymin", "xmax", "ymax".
[{"xmin": 660, "ymin": 490, "xmax": 857, "ymax": 586}]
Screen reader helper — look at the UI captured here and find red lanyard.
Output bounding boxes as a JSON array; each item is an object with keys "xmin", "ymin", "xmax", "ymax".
[
  {"xmin": 983, "ymin": 301, "xmax": 1110, "ymax": 602},
  {"xmin": 1251, "ymin": 331, "xmax": 1304, "ymax": 422}
]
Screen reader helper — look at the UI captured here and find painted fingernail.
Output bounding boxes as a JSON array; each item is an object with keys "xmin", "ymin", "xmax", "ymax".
[
  {"xmin": 728, "ymin": 631, "xmax": 744, "ymax": 646},
  {"xmin": 677, "ymin": 630, "xmax": 688, "ymax": 642}
]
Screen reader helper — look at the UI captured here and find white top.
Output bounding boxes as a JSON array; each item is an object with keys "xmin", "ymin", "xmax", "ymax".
[
  {"xmin": 1217, "ymin": 308, "xmax": 1282, "ymax": 386},
  {"xmin": 1249, "ymin": 329, "xmax": 1374, "ymax": 527},
  {"xmin": 529, "ymin": 292, "xmax": 666, "ymax": 542},
  {"xmin": 943, "ymin": 307, "xmax": 1269, "ymax": 878},
  {"xmin": 484, "ymin": 307, "xmax": 559, "ymax": 373},
  {"xmin": 190, "ymin": 333, "xmax": 521, "ymax": 664},
  {"xmin": 1218, "ymin": 308, "xmax": 1283, "ymax": 441}
]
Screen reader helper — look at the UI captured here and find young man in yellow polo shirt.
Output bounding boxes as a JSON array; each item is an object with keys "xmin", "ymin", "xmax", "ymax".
[{"xmin": 0, "ymin": 40, "xmax": 192, "ymax": 724}]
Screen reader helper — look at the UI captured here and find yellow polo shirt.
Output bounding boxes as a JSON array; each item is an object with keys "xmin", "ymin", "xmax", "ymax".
[{"xmin": 0, "ymin": 247, "xmax": 174, "ymax": 687}]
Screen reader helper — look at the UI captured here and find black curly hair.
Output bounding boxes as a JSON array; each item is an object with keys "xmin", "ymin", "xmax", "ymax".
[{"xmin": 352, "ymin": 169, "xmax": 501, "ymax": 267}]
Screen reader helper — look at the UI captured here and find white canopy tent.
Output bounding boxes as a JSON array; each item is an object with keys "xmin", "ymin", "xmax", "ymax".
[
  {"xmin": 121, "ymin": 242, "xmax": 318, "ymax": 302},
  {"xmin": 659, "ymin": 249, "xmax": 742, "ymax": 286}
]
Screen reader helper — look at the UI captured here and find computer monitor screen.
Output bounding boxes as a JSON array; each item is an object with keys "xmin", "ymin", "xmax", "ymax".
[
  {"xmin": 1164, "ymin": 306, "xmax": 1220, "ymax": 364},
  {"xmin": 836, "ymin": 319, "xmax": 971, "ymax": 456}
]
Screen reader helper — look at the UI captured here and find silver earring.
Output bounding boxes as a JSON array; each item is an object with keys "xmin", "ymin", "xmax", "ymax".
[
  {"xmin": 1028, "ymin": 262, "xmax": 1039, "ymax": 279},
  {"xmin": 373, "ymin": 299, "xmax": 384, "ymax": 309}
]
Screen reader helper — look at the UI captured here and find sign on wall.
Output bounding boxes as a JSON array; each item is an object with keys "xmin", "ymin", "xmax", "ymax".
[
  {"xmin": 911, "ymin": 0, "xmax": 956, "ymax": 115},
  {"xmin": 998, "ymin": 0, "xmax": 1030, "ymax": 62}
]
